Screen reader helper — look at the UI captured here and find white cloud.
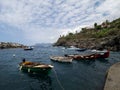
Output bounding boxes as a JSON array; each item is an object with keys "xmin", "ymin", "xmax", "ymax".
[
  {"xmin": 96, "ymin": 0, "xmax": 120, "ymax": 20},
  {"xmin": 0, "ymin": 0, "xmax": 120, "ymax": 44}
]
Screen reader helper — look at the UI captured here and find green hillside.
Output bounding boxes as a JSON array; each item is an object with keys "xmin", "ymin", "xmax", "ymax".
[{"xmin": 54, "ymin": 18, "xmax": 120, "ymax": 51}]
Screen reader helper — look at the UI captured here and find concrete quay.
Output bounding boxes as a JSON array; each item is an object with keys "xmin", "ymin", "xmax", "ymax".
[{"xmin": 104, "ymin": 62, "xmax": 120, "ymax": 90}]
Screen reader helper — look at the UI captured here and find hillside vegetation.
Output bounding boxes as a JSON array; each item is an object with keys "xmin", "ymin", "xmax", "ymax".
[{"xmin": 54, "ymin": 18, "xmax": 120, "ymax": 51}]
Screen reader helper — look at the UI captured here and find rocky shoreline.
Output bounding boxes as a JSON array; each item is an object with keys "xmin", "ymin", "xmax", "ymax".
[
  {"xmin": 0, "ymin": 42, "xmax": 27, "ymax": 49},
  {"xmin": 54, "ymin": 18, "xmax": 120, "ymax": 51},
  {"xmin": 54, "ymin": 35, "xmax": 120, "ymax": 51}
]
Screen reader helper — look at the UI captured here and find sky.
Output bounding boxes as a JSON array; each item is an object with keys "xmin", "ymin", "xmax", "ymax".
[{"xmin": 0, "ymin": 0, "xmax": 120, "ymax": 45}]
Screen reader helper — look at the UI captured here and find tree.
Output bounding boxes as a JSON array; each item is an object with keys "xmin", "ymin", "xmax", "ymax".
[
  {"xmin": 94, "ymin": 23, "xmax": 97, "ymax": 29},
  {"xmin": 106, "ymin": 20, "xmax": 109, "ymax": 24},
  {"xmin": 96, "ymin": 25, "xmax": 101, "ymax": 30},
  {"xmin": 69, "ymin": 32, "xmax": 73, "ymax": 36}
]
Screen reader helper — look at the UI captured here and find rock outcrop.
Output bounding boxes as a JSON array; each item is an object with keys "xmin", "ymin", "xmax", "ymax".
[
  {"xmin": 0, "ymin": 42, "xmax": 27, "ymax": 49},
  {"xmin": 54, "ymin": 35, "xmax": 120, "ymax": 51},
  {"xmin": 54, "ymin": 18, "xmax": 120, "ymax": 51}
]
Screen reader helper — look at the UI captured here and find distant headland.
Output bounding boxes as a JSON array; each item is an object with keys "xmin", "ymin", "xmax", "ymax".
[
  {"xmin": 0, "ymin": 42, "xmax": 27, "ymax": 49},
  {"xmin": 54, "ymin": 18, "xmax": 120, "ymax": 51}
]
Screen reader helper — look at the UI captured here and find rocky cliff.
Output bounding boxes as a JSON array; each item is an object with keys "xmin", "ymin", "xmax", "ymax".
[
  {"xmin": 54, "ymin": 18, "xmax": 120, "ymax": 51},
  {"xmin": 0, "ymin": 42, "xmax": 27, "ymax": 49}
]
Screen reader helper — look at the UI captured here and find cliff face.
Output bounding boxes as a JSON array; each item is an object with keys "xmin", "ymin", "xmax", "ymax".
[
  {"xmin": 54, "ymin": 18, "xmax": 120, "ymax": 51},
  {"xmin": 0, "ymin": 42, "xmax": 27, "ymax": 49}
]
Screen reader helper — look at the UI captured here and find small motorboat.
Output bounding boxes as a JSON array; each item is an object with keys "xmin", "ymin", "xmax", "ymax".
[
  {"xmin": 19, "ymin": 61, "xmax": 53, "ymax": 75},
  {"xmin": 50, "ymin": 56, "xmax": 73, "ymax": 63},
  {"xmin": 24, "ymin": 47, "xmax": 33, "ymax": 50}
]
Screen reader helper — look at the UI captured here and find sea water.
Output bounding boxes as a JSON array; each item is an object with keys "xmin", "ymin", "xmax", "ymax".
[{"xmin": 0, "ymin": 45, "xmax": 120, "ymax": 90}]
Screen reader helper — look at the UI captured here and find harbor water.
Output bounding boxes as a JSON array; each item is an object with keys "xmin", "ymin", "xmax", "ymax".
[{"xmin": 0, "ymin": 45, "xmax": 120, "ymax": 90}]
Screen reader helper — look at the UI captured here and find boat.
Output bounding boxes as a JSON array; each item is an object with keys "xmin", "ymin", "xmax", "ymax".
[
  {"xmin": 19, "ymin": 61, "xmax": 53, "ymax": 75},
  {"xmin": 24, "ymin": 47, "xmax": 33, "ymax": 50},
  {"xmin": 67, "ymin": 46, "xmax": 79, "ymax": 50},
  {"xmin": 66, "ymin": 54, "xmax": 96, "ymax": 60},
  {"xmin": 91, "ymin": 49, "xmax": 110, "ymax": 58},
  {"xmin": 76, "ymin": 48, "xmax": 87, "ymax": 52},
  {"xmin": 50, "ymin": 56, "xmax": 73, "ymax": 63},
  {"xmin": 65, "ymin": 50, "xmax": 110, "ymax": 60}
]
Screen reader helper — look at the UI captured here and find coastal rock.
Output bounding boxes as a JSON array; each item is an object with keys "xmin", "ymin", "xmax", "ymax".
[
  {"xmin": 102, "ymin": 35, "xmax": 120, "ymax": 51},
  {"xmin": 54, "ymin": 36, "xmax": 120, "ymax": 51},
  {"xmin": 0, "ymin": 42, "xmax": 27, "ymax": 49},
  {"xmin": 54, "ymin": 18, "xmax": 120, "ymax": 51}
]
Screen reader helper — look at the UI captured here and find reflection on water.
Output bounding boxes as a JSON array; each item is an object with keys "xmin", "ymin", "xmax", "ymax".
[
  {"xmin": 78, "ymin": 59, "xmax": 96, "ymax": 65},
  {"xmin": 97, "ymin": 58, "xmax": 109, "ymax": 64},
  {"xmin": 25, "ymin": 73, "xmax": 52, "ymax": 90}
]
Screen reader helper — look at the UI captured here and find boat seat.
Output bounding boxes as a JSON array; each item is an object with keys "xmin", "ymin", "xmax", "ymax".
[{"xmin": 23, "ymin": 61, "xmax": 33, "ymax": 65}]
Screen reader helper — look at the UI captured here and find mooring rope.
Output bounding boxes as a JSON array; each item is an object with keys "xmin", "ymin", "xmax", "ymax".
[{"xmin": 53, "ymin": 68, "xmax": 65, "ymax": 90}]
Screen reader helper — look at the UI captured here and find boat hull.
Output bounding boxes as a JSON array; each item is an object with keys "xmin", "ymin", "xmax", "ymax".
[
  {"xmin": 91, "ymin": 50, "xmax": 110, "ymax": 58},
  {"xmin": 68, "ymin": 54, "xmax": 96, "ymax": 60},
  {"xmin": 20, "ymin": 65, "xmax": 52, "ymax": 75},
  {"xmin": 95, "ymin": 51, "xmax": 109, "ymax": 58},
  {"xmin": 67, "ymin": 50, "xmax": 110, "ymax": 60},
  {"xmin": 50, "ymin": 56, "xmax": 73, "ymax": 63},
  {"xmin": 24, "ymin": 48, "xmax": 33, "ymax": 50},
  {"xmin": 19, "ymin": 61, "xmax": 53, "ymax": 75}
]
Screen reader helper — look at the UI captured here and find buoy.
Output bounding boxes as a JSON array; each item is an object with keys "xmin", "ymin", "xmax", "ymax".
[{"xmin": 13, "ymin": 54, "xmax": 16, "ymax": 57}]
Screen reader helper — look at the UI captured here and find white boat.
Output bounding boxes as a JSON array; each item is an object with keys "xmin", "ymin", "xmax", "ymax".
[
  {"xmin": 24, "ymin": 46, "xmax": 34, "ymax": 50},
  {"xmin": 67, "ymin": 46, "xmax": 79, "ymax": 50},
  {"xmin": 50, "ymin": 56, "xmax": 73, "ymax": 63}
]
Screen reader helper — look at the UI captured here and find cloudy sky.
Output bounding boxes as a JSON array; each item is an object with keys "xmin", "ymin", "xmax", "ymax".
[{"xmin": 0, "ymin": 0, "xmax": 120, "ymax": 45}]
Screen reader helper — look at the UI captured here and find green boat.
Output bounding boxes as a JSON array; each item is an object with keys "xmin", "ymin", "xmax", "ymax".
[{"xmin": 19, "ymin": 61, "xmax": 53, "ymax": 75}]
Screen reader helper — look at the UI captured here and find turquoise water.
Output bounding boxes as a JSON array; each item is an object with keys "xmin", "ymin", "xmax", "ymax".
[{"xmin": 0, "ymin": 45, "xmax": 120, "ymax": 90}]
